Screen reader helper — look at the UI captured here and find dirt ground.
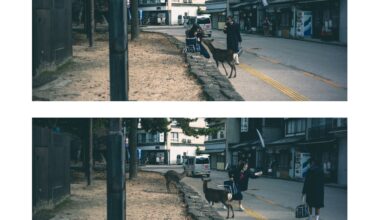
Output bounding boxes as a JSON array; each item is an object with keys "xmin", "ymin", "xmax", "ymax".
[
  {"xmin": 32, "ymin": 32, "xmax": 203, "ymax": 101},
  {"xmin": 34, "ymin": 171, "xmax": 188, "ymax": 220}
]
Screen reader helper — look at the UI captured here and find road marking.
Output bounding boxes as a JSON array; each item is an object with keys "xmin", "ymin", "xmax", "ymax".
[
  {"xmin": 303, "ymin": 71, "xmax": 345, "ymax": 89},
  {"xmin": 239, "ymin": 63, "xmax": 309, "ymax": 101},
  {"xmin": 244, "ymin": 207, "xmax": 268, "ymax": 220}
]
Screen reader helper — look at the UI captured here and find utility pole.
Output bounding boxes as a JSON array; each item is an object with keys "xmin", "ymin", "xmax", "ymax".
[
  {"xmin": 107, "ymin": 118, "xmax": 126, "ymax": 220},
  {"xmin": 108, "ymin": 0, "xmax": 129, "ymax": 101}
]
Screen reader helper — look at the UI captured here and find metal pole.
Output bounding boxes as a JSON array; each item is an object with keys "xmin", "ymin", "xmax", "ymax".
[
  {"xmin": 129, "ymin": 118, "xmax": 138, "ymax": 179},
  {"xmin": 89, "ymin": 0, "xmax": 95, "ymax": 47},
  {"xmin": 226, "ymin": 0, "xmax": 231, "ymax": 17},
  {"xmin": 107, "ymin": 118, "xmax": 126, "ymax": 220},
  {"xmin": 131, "ymin": 0, "xmax": 140, "ymax": 40},
  {"xmin": 108, "ymin": 0, "xmax": 129, "ymax": 101}
]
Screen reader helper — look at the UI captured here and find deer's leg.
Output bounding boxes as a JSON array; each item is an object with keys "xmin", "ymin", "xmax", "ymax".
[
  {"xmin": 215, "ymin": 60, "xmax": 219, "ymax": 67},
  {"xmin": 233, "ymin": 65, "xmax": 237, "ymax": 78},
  {"xmin": 230, "ymin": 203, "xmax": 234, "ymax": 218},
  {"xmin": 221, "ymin": 63, "xmax": 228, "ymax": 76},
  {"xmin": 227, "ymin": 62, "xmax": 234, "ymax": 78},
  {"xmin": 166, "ymin": 180, "xmax": 171, "ymax": 192},
  {"xmin": 222, "ymin": 201, "xmax": 230, "ymax": 219}
]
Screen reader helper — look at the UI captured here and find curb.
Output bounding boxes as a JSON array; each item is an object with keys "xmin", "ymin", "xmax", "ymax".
[{"xmin": 143, "ymin": 30, "xmax": 244, "ymax": 101}]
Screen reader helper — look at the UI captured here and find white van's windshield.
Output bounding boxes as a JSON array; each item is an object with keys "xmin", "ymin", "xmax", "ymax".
[
  {"xmin": 197, "ymin": 18, "xmax": 211, "ymax": 24},
  {"xmin": 196, "ymin": 157, "xmax": 209, "ymax": 164}
]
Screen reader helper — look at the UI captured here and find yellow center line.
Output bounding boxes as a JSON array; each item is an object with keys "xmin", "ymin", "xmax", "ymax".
[
  {"xmin": 244, "ymin": 207, "xmax": 268, "ymax": 220},
  {"xmin": 239, "ymin": 63, "xmax": 309, "ymax": 101}
]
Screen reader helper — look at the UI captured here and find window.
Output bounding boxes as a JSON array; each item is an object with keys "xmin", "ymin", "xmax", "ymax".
[
  {"xmin": 138, "ymin": 134, "xmax": 142, "ymax": 143},
  {"xmin": 219, "ymin": 130, "xmax": 225, "ymax": 139},
  {"xmin": 171, "ymin": 132, "xmax": 179, "ymax": 142},
  {"xmin": 196, "ymin": 157, "xmax": 209, "ymax": 164},
  {"xmin": 211, "ymin": 132, "xmax": 218, "ymax": 140},
  {"xmin": 241, "ymin": 118, "xmax": 249, "ymax": 132},
  {"xmin": 197, "ymin": 18, "xmax": 211, "ymax": 24},
  {"xmin": 141, "ymin": 133, "xmax": 146, "ymax": 143},
  {"xmin": 285, "ymin": 119, "xmax": 306, "ymax": 136}
]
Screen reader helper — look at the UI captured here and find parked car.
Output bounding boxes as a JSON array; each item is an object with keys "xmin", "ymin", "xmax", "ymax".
[{"xmin": 183, "ymin": 155, "xmax": 211, "ymax": 177}]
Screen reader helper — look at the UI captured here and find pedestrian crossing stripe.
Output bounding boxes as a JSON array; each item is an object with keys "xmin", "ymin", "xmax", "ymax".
[
  {"xmin": 244, "ymin": 207, "xmax": 268, "ymax": 220},
  {"xmin": 239, "ymin": 63, "xmax": 309, "ymax": 101}
]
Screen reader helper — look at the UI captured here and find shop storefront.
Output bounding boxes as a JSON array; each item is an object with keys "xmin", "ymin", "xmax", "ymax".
[
  {"xmin": 231, "ymin": 2, "xmax": 258, "ymax": 33},
  {"xmin": 296, "ymin": 0, "xmax": 340, "ymax": 41}
]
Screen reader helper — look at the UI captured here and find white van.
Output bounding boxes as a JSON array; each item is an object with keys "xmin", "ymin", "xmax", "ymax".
[
  {"xmin": 183, "ymin": 155, "xmax": 211, "ymax": 177},
  {"xmin": 196, "ymin": 15, "xmax": 212, "ymax": 37}
]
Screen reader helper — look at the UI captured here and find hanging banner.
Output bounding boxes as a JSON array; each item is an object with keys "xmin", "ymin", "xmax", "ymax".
[{"xmin": 262, "ymin": 0, "xmax": 269, "ymax": 7}]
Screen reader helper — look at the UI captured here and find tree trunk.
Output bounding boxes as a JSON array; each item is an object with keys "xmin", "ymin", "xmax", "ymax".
[
  {"xmin": 129, "ymin": 118, "xmax": 138, "ymax": 179},
  {"xmin": 131, "ymin": 0, "xmax": 140, "ymax": 40},
  {"xmin": 87, "ymin": 118, "xmax": 93, "ymax": 186},
  {"xmin": 88, "ymin": 0, "xmax": 95, "ymax": 47}
]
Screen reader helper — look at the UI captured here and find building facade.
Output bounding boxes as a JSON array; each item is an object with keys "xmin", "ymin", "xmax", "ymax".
[
  {"xmin": 204, "ymin": 118, "xmax": 240, "ymax": 170},
  {"xmin": 137, "ymin": 118, "xmax": 206, "ymax": 165},
  {"xmin": 204, "ymin": 118, "xmax": 347, "ymax": 186},
  {"xmin": 139, "ymin": 0, "xmax": 206, "ymax": 25},
  {"xmin": 205, "ymin": 0, "xmax": 347, "ymax": 43},
  {"xmin": 267, "ymin": 118, "xmax": 347, "ymax": 185}
]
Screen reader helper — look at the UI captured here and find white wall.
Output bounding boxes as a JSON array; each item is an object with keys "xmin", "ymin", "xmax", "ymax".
[{"xmin": 170, "ymin": 6, "xmax": 204, "ymax": 25}]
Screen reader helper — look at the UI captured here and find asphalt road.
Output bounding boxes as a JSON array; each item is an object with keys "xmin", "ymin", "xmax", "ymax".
[
  {"xmin": 141, "ymin": 165, "xmax": 347, "ymax": 220},
  {"xmin": 142, "ymin": 26, "xmax": 347, "ymax": 101}
]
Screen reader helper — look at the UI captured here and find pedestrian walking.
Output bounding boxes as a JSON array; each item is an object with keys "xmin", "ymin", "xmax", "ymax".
[
  {"xmin": 223, "ymin": 16, "xmax": 242, "ymax": 64},
  {"xmin": 302, "ymin": 158, "xmax": 324, "ymax": 220},
  {"xmin": 231, "ymin": 161, "xmax": 251, "ymax": 211},
  {"xmin": 263, "ymin": 17, "xmax": 272, "ymax": 36}
]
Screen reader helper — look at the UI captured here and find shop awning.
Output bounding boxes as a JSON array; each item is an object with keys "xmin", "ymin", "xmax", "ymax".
[
  {"xmin": 297, "ymin": 0, "xmax": 329, "ymax": 3},
  {"xmin": 267, "ymin": 136, "xmax": 304, "ymax": 146},
  {"xmin": 200, "ymin": 148, "xmax": 225, "ymax": 154},
  {"xmin": 231, "ymin": 2, "xmax": 256, "ymax": 9},
  {"xmin": 230, "ymin": 140, "xmax": 260, "ymax": 150},
  {"xmin": 205, "ymin": 8, "xmax": 226, "ymax": 13},
  {"xmin": 297, "ymin": 138, "xmax": 336, "ymax": 145},
  {"xmin": 267, "ymin": 0, "xmax": 294, "ymax": 4}
]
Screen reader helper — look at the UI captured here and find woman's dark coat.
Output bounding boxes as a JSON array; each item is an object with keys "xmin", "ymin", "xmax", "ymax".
[
  {"xmin": 302, "ymin": 165, "xmax": 325, "ymax": 208},
  {"xmin": 224, "ymin": 22, "xmax": 242, "ymax": 53},
  {"xmin": 229, "ymin": 167, "xmax": 249, "ymax": 201}
]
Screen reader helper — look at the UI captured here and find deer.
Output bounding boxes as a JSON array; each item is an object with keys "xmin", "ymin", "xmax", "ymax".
[
  {"xmin": 202, "ymin": 177, "xmax": 234, "ymax": 219},
  {"xmin": 201, "ymin": 38, "xmax": 237, "ymax": 79},
  {"xmin": 163, "ymin": 168, "xmax": 187, "ymax": 193}
]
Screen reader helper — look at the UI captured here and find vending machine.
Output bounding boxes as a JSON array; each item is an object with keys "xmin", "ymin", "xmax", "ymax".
[
  {"xmin": 296, "ymin": 11, "xmax": 313, "ymax": 38},
  {"xmin": 295, "ymin": 152, "xmax": 310, "ymax": 179}
]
